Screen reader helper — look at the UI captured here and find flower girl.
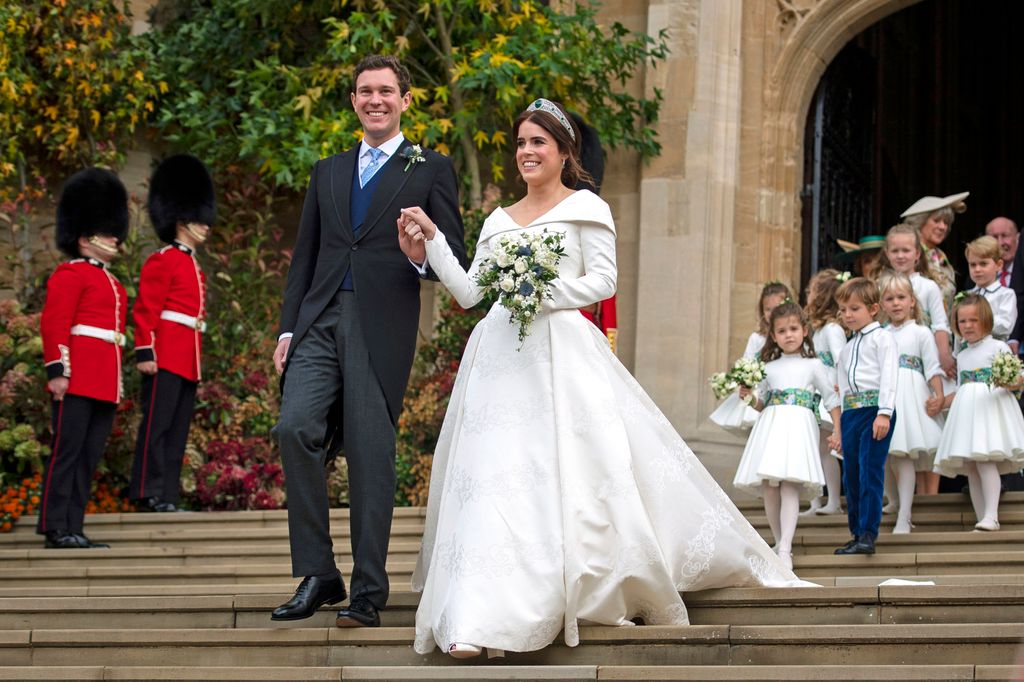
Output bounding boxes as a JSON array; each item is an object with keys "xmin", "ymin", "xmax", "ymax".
[
  {"xmin": 803, "ymin": 269, "xmax": 848, "ymax": 515},
  {"xmin": 733, "ymin": 301, "xmax": 841, "ymax": 569},
  {"xmin": 934, "ymin": 295, "xmax": 1024, "ymax": 531},
  {"xmin": 710, "ymin": 282, "xmax": 791, "ymax": 432},
  {"xmin": 877, "ymin": 272, "xmax": 945, "ymax": 534}
]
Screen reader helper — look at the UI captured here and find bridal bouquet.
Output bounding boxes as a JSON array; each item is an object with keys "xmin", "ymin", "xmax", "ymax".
[
  {"xmin": 990, "ymin": 351, "xmax": 1023, "ymax": 390},
  {"xmin": 475, "ymin": 230, "xmax": 565, "ymax": 345}
]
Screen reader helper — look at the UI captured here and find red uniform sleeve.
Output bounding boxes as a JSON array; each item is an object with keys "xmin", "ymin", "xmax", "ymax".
[
  {"xmin": 133, "ymin": 252, "xmax": 171, "ymax": 363},
  {"xmin": 40, "ymin": 265, "xmax": 82, "ymax": 380}
]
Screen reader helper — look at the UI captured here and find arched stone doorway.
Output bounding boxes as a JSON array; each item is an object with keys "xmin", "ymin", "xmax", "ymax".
[{"xmin": 802, "ymin": 0, "xmax": 1024, "ymax": 284}]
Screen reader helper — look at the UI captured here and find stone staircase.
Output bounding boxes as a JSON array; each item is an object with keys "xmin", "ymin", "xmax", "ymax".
[{"xmin": 1, "ymin": 494, "xmax": 1023, "ymax": 680}]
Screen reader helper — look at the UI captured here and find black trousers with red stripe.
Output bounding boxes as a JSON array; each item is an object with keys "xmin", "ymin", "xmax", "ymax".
[
  {"xmin": 37, "ymin": 395, "xmax": 116, "ymax": 535},
  {"xmin": 129, "ymin": 369, "xmax": 197, "ymax": 503}
]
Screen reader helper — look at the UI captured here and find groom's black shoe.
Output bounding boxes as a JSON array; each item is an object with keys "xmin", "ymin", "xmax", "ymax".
[
  {"xmin": 271, "ymin": 574, "xmax": 347, "ymax": 621},
  {"xmin": 336, "ymin": 598, "xmax": 380, "ymax": 628}
]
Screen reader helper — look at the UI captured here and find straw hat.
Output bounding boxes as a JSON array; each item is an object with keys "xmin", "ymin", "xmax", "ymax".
[
  {"xmin": 836, "ymin": 235, "xmax": 886, "ymax": 261},
  {"xmin": 900, "ymin": 191, "xmax": 969, "ymax": 218}
]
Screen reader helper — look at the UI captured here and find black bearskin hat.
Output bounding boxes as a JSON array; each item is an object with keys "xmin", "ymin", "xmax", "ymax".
[
  {"xmin": 55, "ymin": 168, "xmax": 129, "ymax": 257},
  {"xmin": 570, "ymin": 112, "xmax": 605, "ymax": 195},
  {"xmin": 147, "ymin": 154, "xmax": 216, "ymax": 243}
]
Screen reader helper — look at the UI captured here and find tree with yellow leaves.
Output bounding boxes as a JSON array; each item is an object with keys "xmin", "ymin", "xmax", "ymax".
[
  {"xmin": 150, "ymin": 0, "xmax": 668, "ymax": 209},
  {"xmin": 0, "ymin": 0, "xmax": 160, "ymax": 295}
]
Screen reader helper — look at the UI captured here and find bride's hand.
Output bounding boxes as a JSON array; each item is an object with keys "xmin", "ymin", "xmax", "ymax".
[{"xmin": 398, "ymin": 206, "xmax": 438, "ymax": 242}]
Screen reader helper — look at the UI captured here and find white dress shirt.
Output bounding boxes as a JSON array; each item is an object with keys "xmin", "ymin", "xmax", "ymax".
[
  {"xmin": 357, "ymin": 133, "xmax": 406, "ymax": 186},
  {"xmin": 838, "ymin": 321, "xmax": 898, "ymax": 416},
  {"xmin": 969, "ymin": 283, "xmax": 1018, "ymax": 341},
  {"xmin": 910, "ymin": 272, "xmax": 951, "ymax": 334}
]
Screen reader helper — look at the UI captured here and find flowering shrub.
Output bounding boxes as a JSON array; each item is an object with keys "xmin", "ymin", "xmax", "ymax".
[
  {"xmin": 0, "ymin": 300, "xmax": 49, "ymax": 488},
  {"xmin": 194, "ymin": 438, "xmax": 285, "ymax": 511},
  {"xmin": 0, "ymin": 472, "xmax": 41, "ymax": 532}
]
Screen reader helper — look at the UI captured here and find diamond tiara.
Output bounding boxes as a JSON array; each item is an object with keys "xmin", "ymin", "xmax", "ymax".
[{"xmin": 527, "ymin": 98, "xmax": 575, "ymax": 141}]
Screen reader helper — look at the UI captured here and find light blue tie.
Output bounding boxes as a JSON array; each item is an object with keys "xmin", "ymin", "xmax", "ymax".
[{"xmin": 360, "ymin": 148, "xmax": 385, "ymax": 186}]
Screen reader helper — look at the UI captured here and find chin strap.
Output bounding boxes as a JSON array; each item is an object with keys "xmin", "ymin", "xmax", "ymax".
[
  {"xmin": 88, "ymin": 236, "xmax": 119, "ymax": 256},
  {"xmin": 184, "ymin": 222, "xmax": 208, "ymax": 243}
]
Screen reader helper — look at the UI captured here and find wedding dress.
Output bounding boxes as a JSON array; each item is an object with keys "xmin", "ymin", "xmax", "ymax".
[{"xmin": 412, "ymin": 190, "xmax": 808, "ymax": 655}]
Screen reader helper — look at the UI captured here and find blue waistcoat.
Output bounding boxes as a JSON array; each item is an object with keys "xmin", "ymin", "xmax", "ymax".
[{"xmin": 341, "ymin": 163, "xmax": 386, "ymax": 291}]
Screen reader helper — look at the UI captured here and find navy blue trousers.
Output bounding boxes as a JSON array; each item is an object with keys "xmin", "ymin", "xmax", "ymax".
[{"xmin": 840, "ymin": 406, "xmax": 896, "ymax": 539}]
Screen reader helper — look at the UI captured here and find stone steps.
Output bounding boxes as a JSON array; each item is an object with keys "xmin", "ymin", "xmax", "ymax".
[
  {"xmin": 0, "ymin": 664, "xmax": 1016, "ymax": 680},
  {"xmin": 3, "ymin": 500, "xmax": 1024, "ymax": 678},
  {"xmin": 5, "ymin": 547, "xmax": 1024, "ymax": 586},
  {"xmin": 2, "ymin": 584, "xmax": 1023, "ymax": 630},
  {"xmin": 2, "ymin": 624, "xmax": 1022, "ymax": 667}
]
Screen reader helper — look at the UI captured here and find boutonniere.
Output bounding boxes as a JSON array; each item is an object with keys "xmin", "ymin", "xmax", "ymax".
[
  {"xmin": 836, "ymin": 271, "xmax": 851, "ymax": 283},
  {"xmin": 399, "ymin": 144, "xmax": 426, "ymax": 171}
]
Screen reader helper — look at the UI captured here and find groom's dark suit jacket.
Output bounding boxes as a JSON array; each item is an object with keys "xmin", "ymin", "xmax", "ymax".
[
  {"xmin": 1009, "ymin": 245, "xmax": 1024, "ymax": 348},
  {"xmin": 278, "ymin": 143, "xmax": 467, "ymax": 444}
]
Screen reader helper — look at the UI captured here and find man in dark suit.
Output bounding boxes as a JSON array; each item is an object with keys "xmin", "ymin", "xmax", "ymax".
[
  {"xmin": 985, "ymin": 216, "xmax": 1024, "ymax": 490},
  {"xmin": 270, "ymin": 55, "xmax": 467, "ymax": 626},
  {"xmin": 985, "ymin": 217, "xmax": 1023, "ymax": 355}
]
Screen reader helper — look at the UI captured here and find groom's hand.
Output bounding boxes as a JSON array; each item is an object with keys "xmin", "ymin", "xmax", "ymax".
[{"xmin": 274, "ymin": 338, "xmax": 290, "ymax": 375}]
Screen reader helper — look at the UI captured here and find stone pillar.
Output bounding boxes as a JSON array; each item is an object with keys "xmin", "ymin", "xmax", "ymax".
[{"xmin": 634, "ymin": 0, "xmax": 746, "ymax": 486}]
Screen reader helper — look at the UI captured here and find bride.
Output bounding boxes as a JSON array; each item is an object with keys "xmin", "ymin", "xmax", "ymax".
[{"xmin": 396, "ymin": 98, "xmax": 808, "ymax": 658}]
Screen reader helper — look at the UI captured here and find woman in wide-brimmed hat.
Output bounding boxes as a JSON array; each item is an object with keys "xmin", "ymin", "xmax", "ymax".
[
  {"xmin": 900, "ymin": 192, "xmax": 968, "ymax": 312},
  {"xmin": 836, "ymin": 235, "xmax": 886, "ymax": 280}
]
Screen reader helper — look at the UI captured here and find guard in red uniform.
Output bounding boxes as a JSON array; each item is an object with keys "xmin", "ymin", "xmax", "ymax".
[
  {"xmin": 129, "ymin": 155, "xmax": 214, "ymax": 512},
  {"xmin": 38, "ymin": 168, "xmax": 129, "ymax": 548}
]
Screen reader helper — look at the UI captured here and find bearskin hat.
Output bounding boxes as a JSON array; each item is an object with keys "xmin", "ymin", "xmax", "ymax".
[
  {"xmin": 570, "ymin": 113, "xmax": 605, "ymax": 195},
  {"xmin": 55, "ymin": 168, "xmax": 129, "ymax": 257},
  {"xmin": 147, "ymin": 154, "xmax": 216, "ymax": 243}
]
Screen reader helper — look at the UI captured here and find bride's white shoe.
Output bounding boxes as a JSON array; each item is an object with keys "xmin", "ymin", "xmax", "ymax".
[{"xmin": 448, "ymin": 643, "xmax": 483, "ymax": 659}]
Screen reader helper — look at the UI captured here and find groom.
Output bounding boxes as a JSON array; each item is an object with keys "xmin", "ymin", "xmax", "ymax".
[{"xmin": 271, "ymin": 55, "xmax": 466, "ymax": 625}]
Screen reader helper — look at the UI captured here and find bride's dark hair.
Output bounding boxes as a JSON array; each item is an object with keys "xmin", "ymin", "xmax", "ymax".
[{"xmin": 513, "ymin": 100, "xmax": 593, "ymax": 189}]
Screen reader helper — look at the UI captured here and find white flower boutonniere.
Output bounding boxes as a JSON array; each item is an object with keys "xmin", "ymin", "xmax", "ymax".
[{"xmin": 399, "ymin": 144, "xmax": 426, "ymax": 171}]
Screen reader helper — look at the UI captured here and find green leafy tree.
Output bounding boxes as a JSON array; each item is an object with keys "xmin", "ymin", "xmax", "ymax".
[
  {"xmin": 151, "ymin": 0, "xmax": 668, "ymax": 207},
  {"xmin": 0, "ymin": 0, "xmax": 161, "ymax": 295}
]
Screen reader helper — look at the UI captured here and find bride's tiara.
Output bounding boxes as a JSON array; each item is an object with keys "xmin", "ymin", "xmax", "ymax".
[{"xmin": 526, "ymin": 98, "xmax": 575, "ymax": 141}]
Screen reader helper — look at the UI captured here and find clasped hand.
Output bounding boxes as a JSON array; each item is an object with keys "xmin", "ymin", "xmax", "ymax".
[{"xmin": 397, "ymin": 206, "xmax": 436, "ymax": 264}]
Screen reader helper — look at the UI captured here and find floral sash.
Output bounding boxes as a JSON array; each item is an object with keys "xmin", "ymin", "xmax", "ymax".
[
  {"xmin": 960, "ymin": 368, "xmax": 993, "ymax": 385},
  {"xmin": 843, "ymin": 389, "xmax": 879, "ymax": 411},
  {"xmin": 899, "ymin": 354, "xmax": 924, "ymax": 375},
  {"xmin": 817, "ymin": 351, "xmax": 835, "ymax": 368},
  {"xmin": 766, "ymin": 388, "xmax": 817, "ymax": 411}
]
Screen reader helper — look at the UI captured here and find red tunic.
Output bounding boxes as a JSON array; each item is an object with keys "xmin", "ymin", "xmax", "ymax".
[
  {"xmin": 41, "ymin": 258, "xmax": 127, "ymax": 403},
  {"xmin": 580, "ymin": 295, "xmax": 619, "ymax": 354},
  {"xmin": 133, "ymin": 243, "xmax": 207, "ymax": 382}
]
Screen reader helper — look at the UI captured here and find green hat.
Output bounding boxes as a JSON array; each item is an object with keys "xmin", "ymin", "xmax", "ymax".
[{"xmin": 836, "ymin": 235, "xmax": 885, "ymax": 264}]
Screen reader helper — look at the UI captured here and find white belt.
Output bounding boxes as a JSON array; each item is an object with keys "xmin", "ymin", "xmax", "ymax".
[
  {"xmin": 160, "ymin": 310, "xmax": 207, "ymax": 332},
  {"xmin": 70, "ymin": 324, "xmax": 126, "ymax": 346}
]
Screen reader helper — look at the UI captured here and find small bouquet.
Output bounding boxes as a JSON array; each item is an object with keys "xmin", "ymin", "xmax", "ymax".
[
  {"xmin": 730, "ymin": 356, "xmax": 767, "ymax": 405},
  {"xmin": 475, "ymin": 230, "xmax": 565, "ymax": 346},
  {"xmin": 990, "ymin": 351, "xmax": 1023, "ymax": 390},
  {"xmin": 709, "ymin": 371, "xmax": 738, "ymax": 400}
]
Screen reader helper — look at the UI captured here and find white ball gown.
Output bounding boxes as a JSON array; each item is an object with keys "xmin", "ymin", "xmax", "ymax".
[
  {"xmin": 933, "ymin": 336, "xmax": 1024, "ymax": 477},
  {"xmin": 412, "ymin": 190, "xmax": 809, "ymax": 656},
  {"xmin": 887, "ymin": 321, "xmax": 945, "ymax": 471},
  {"xmin": 732, "ymin": 355, "xmax": 837, "ymax": 497}
]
